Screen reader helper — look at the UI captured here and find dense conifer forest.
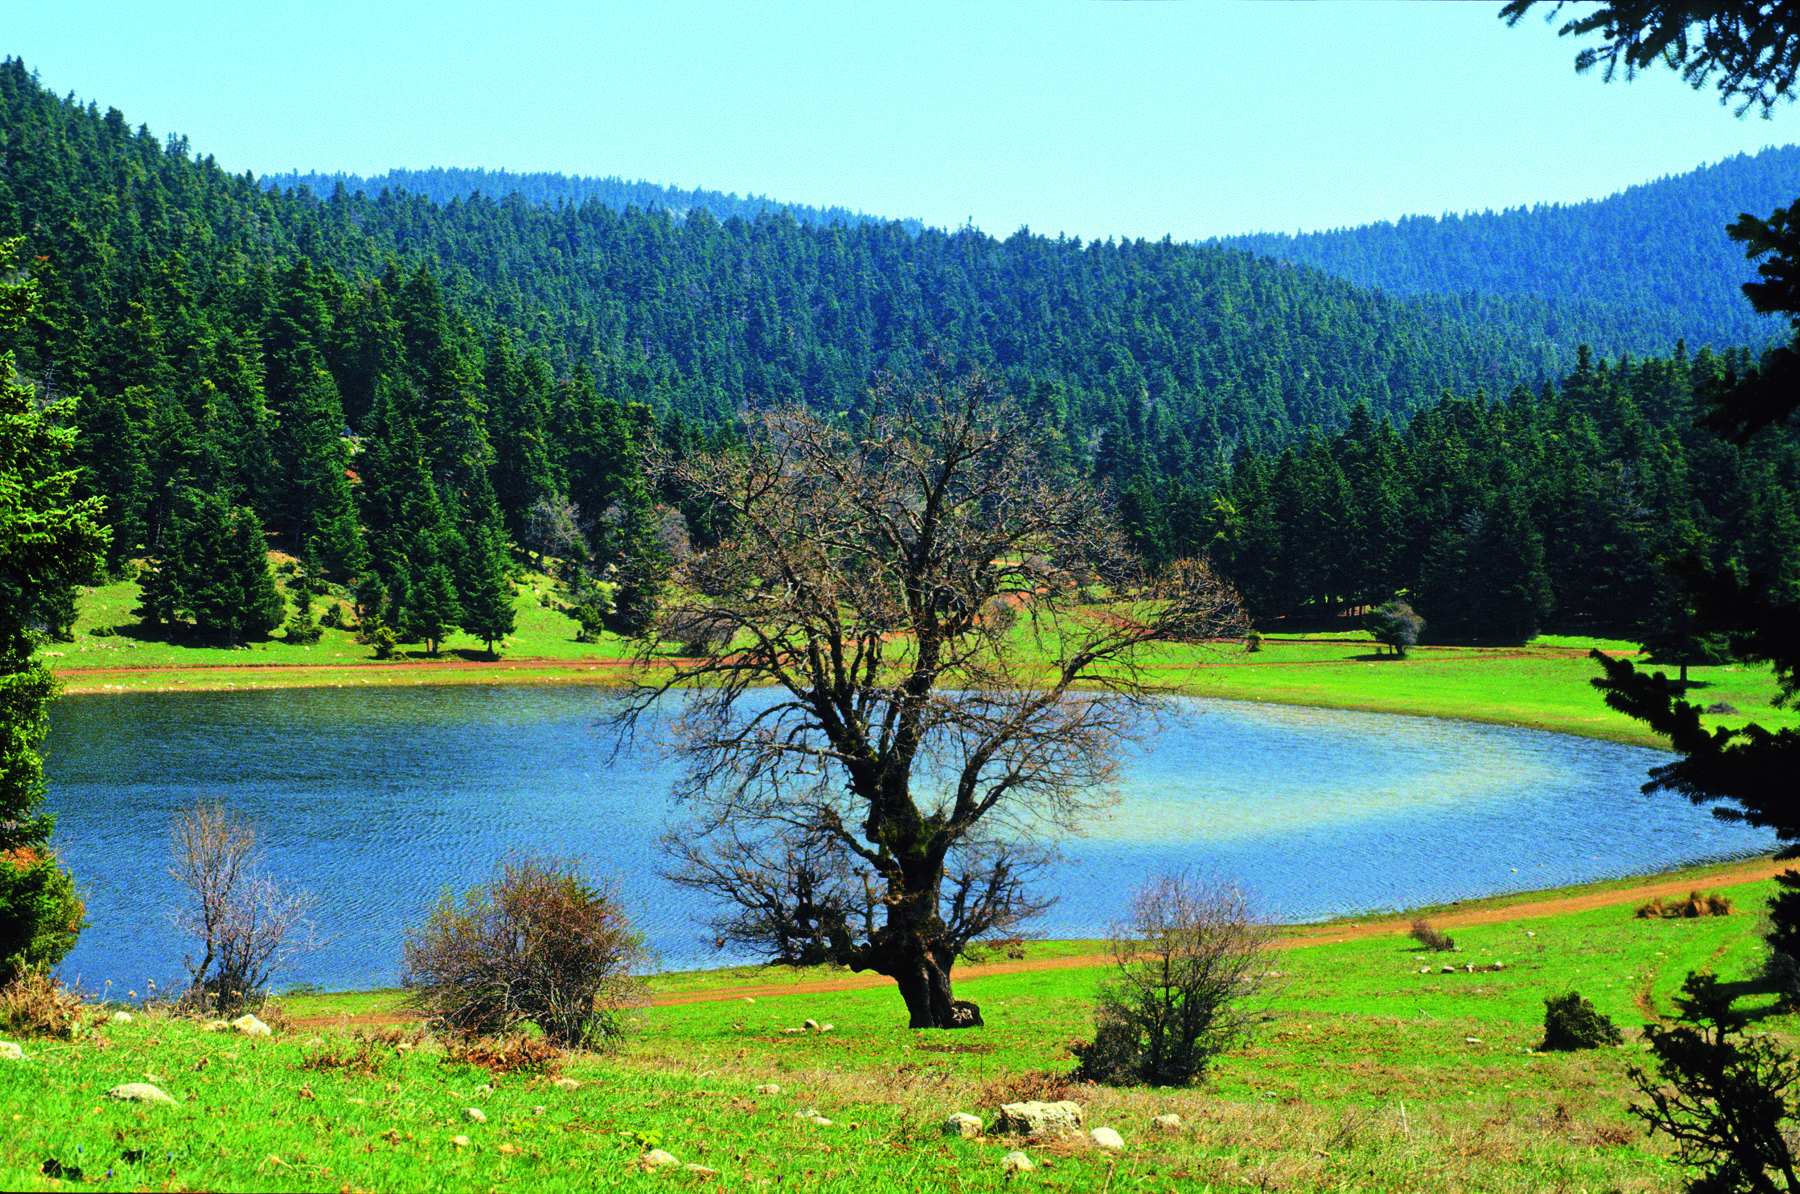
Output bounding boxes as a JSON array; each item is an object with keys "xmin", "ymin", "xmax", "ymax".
[{"xmin": 1, "ymin": 55, "xmax": 1795, "ymax": 650}]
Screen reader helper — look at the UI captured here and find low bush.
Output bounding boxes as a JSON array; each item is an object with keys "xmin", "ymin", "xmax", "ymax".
[
  {"xmin": 1635, "ymin": 890, "xmax": 1733, "ymax": 919},
  {"xmin": 443, "ymin": 1032, "xmax": 564, "ymax": 1076},
  {"xmin": 299, "ymin": 1027, "xmax": 418, "ymax": 1075},
  {"xmin": 402, "ymin": 856, "xmax": 646, "ymax": 1049},
  {"xmin": 1541, "ymin": 991, "xmax": 1623, "ymax": 1051},
  {"xmin": 0, "ymin": 970, "xmax": 84, "ymax": 1039},
  {"xmin": 1409, "ymin": 918, "xmax": 1456, "ymax": 951},
  {"xmin": 1072, "ymin": 873, "xmax": 1275, "ymax": 1087}
]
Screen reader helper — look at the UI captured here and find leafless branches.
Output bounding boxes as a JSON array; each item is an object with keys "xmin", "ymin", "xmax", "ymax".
[
  {"xmin": 168, "ymin": 804, "xmax": 321, "ymax": 1015},
  {"xmin": 616, "ymin": 368, "xmax": 1248, "ymax": 1026}
]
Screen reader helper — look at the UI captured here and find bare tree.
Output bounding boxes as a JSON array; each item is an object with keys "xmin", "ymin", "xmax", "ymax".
[
  {"xmin": 168, "ymin": 804, "xmax": 320, "ymax": 1015},
  {"xmin": 1074, "ymin": 873, "xmax": 1276, "ymax": 1086},
  {"xmin": 615, "ymin": 369, "xmax": 1248, "ymax": 1028}
]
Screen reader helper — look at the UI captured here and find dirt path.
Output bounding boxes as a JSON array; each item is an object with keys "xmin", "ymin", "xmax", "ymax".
[
  {"xmin": 285, "ymin": 859, "xmax": 1782, "ymax": 1031},
  {"xmin": 645, "ymin": 857, "xmax": 1787, "ymax": 1006}
]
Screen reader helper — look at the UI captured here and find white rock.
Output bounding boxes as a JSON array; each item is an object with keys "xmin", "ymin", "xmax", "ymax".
[
  {"xmin": 532, "ymin": 1105, "xmax": 546, "ymax": 1115},
  {"xmin": 684, "ymin": 1164, "xmax": 719, "ymax": 1177},
  {"xmin": 942, "ymin": 1112, "xmax": 983, "ymax": 1138},
  {"xmin": 231, "ymin": 1014, "xmax": 271, "ymax": 1037},
  {"xmin": 1151, "ymin": 1113, "xmax": 1183, "ymax": 1133},
  {"xmin": 464, "ymin": 1107, "xmax": 487, "ymax": 1123},
  {"xmin": 641, "ymin": 1149, "xmax": 680, "ymax": 1170},
  {"xmin": 1001, "ymin": 1150, "xmax": 1034, "ymax": 1173},
  {"xmin": 201, "ymin": 1020, "xmax": 230, "ymax": 1033},
  {"xmin": 0, "ymin": 1042, "xmax": 22, "ymax": 1061},
  {"xmin": 474, "ymin": 1083, "xmax": 493, "ymax": 1096},
  {"xmin": 554, "ymin": 1077, "xmax": 581, "ymax": 1091},
  {"xmin": 107, "ymin": 1082, "xmax": 175, "ymax": 1105},
  {"xmin": 996, "ymin": 1100, "xmax": 1083, "ymax": 1137},
  {"xmin": 753, "ymin": 1083, "xmax": 782, "ymax": 1095},
  {"xmin": 1465, "ymin": 1038, "xmax": 1483, "ymax": 1045},
  {"xmin": 821, "ymin": 1023, "xmax": 835, "ymax": 1032},
  {"xmin": 451, "ymin": 1135, "xmax": 471, "ymax": 1148},
  {"xmin": 1090, "ymin": 1127, "xmax": 1125, "ymax": 1150},
  {"xmin": 804, "ymin": 1018, "xmax": 820, "ymax": 1031},
  {"xmin": 111, "ymin": 1011, "xmax": 132, "ymax": 1024},
  {"xmin": 1493, "ymin": 961, "xmax": 1506, "ymax": 969}
]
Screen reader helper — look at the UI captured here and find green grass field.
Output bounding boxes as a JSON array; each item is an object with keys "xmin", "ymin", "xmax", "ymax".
[{"xmin": 6, "ymin": 865, "xmax": 1784, "ymax": 1192}]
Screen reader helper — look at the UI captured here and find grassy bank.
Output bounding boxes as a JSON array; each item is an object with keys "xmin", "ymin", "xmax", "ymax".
[
  {"xmin": 42, "ymin": 576, "xmax": 1795, "ymax": 749},
  {"xmin": 8, "ymin": 862, "xmax": 1786, "ymax": 1192}
]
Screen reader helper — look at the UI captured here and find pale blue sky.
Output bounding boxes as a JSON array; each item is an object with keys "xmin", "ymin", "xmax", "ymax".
[{"xmin": 7, "ymin": 1, "xmax": 1793, "ymax": 241}]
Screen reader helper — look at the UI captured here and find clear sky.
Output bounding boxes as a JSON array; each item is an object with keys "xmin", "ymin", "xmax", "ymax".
[{"xmin": 7, "ymin": 1, "xmax": 1793, "ymax": 242}]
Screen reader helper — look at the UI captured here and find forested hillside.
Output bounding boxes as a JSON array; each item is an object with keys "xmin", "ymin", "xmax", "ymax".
[
  {"xmin": 1214, "ymin": 146, "xmax": 1800, "ymax": 357},
  {"xmin": 1, "ymin": 55, "xmax": 1795, "ymax": 653},
  {"xmin": 261, "ymin": 166, "xmax": 929, "ymax": 239}
]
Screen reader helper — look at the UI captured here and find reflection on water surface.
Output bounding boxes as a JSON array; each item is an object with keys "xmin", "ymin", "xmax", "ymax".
[{"xmin": 42, "ymin": 686, "xmax": 1769, "ymax": 991}]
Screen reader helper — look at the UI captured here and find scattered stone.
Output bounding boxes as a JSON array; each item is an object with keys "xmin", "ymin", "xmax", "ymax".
[
  {"xmin": 201, "ymin": 1020, "xmax": 230, "ymax": 1033},
  {"xmin": 820, "ymin": 1023, "xmax": 835, "ymax": 1032},
  {"xmin": 554, "ymin": 1077, "xmax": 581, "ymax": 1091},
  {"xmin": 753, "ymin": 1083, "xmax": 782, "ymax": 1095},
  {"xmin": 1001, "ymin": 1150, "xmax": 1034, "ymax": 1173},
  {"xmin": 464, "ymin": 1107, "xmax": 487, "ymax": 1123},
  {"xmin": 744, "ymin": 996, "xmax": 755, "ymax": 1003},
  {"xmin": 949, "ymin": 999, "xmax": 984, "ymax": 1029},
  {"xmin": 1526, "ymin": 931, "xmax": 1535, "ymax": 938},
  {"xmin": 0, "ymin": 1042, "xmax": 22, "ymax": 1061},
  {"xmin": 793, "ymin": 1107, "xmax": 833, "ymax": 1126},
  {"xmin": 804, "ymin": 1018, "xmax": 820, "ymax": 1031},
  {"xmin": 347, "ymin": 1098, "xmax": 366, "ymax": 1105},
  {"xmin": 1464, "ymin": 1038, "xmax": 1483, "ymax": 1045},
  {"xmin": 111, "ymin": 1011, "xmax": 132, "ymax": 1024},
  {"xmin": 1493, "ymin": 961, "xmax": 1506, "ymax": 969},
  {"xmin": 1089, "ymin": 1127, "xmax": 1124, "ymax": 1150},
  {"xmin": 942, "ymin": 1112, "xmax": 983, "ymax": 1138},
  {"xmin": 474, "ymin": 1083, "xmax": 493, "ymax": 1096},
  {"xmin": 230, "ymin": 1014, "xmax": 271, "ymax": 1037},
  {"xmin": 641, "ymin": 1149, "xmax": 680, "ymax": 1170},
  {"xmin": 1151, "ymin": 1113, "xmax": 1183, "ymax": 1133},
  {"xmin": 1439, "ymin": 965, "xmax": 1456, "ymax": 973},
  {"xmin": 498, "ymin": 1143, "xmax": 521, "ymax": 1156},
  {"xmin": 107, "ymin": 1082, "xmax": 174, "ymax": 1106},
  {"xmin": 996, "ymin": 1100, "xmax": 1083, "ymax": 1137},
  {"xmin": 451, "ymin": 1135, "xmax": 471, "ymax": 1149},
  {"xmin": 684, "ymin": 1164, "xmax": 719, "ymax": 1177},
  {"xmin": 532, "ymin": 1105, "xmax": 546, "ymax": 1116},
  {"xmin": 297, "ymin": 1085, "xmax": 315, "ymax": 1100},
  {"xmin": 1418, "ymin": 967, "xmax": 1431, "ymax": 974}
]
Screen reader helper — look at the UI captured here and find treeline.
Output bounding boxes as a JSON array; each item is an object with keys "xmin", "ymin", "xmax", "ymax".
[
  {"xmin": 260, "ymin": 166, "xmax": 930, "ymax": 239},
  {"xmin": 2, "ymin": 56, "xmax": 1797, "ymax": 655},
  {"xmin": 1213, "ymin": 146, "xmax": 1800, "ymax": 358},
  {"xmin": 1126, "ymin": 344, "xmax": 1800, "ymax": 643}
]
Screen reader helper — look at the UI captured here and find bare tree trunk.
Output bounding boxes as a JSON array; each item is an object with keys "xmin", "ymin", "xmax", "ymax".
[{"xmin": 891, "ymin": 949, "xmax": 960, "ymax": 1028}]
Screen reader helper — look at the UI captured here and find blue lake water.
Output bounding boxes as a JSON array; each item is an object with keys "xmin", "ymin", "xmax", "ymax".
[{"xmin": 40, "ymin": 685, "xmax": 1771, "ymax": 993}]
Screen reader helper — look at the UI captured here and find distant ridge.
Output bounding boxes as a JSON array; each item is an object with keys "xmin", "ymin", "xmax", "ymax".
[
  {"xmin": 1209, "ymin": 145, "xmax": 1800, "ymax": 351},
  {"xmin": 258, "ymin": 166, "xmax": 929, "ymax": 238}
]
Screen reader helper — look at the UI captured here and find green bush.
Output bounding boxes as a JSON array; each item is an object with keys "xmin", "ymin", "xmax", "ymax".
[
  {"xmin": 402, "ymin": 857, "xmax": 646, "ymax": 1049},
  {"xmin": 0, "ymin": 847, "xmax": 84, "ymax": 983},
  {"xmin": 1541, "ymin": 991, "xmax": 1622, "ymax": 1051}
]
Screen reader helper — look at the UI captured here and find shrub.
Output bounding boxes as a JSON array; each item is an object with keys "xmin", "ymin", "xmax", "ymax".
[
  {"xmin": 402, "ymin": 856, "xmax": 645, "ymax": 1049},
  {"xmin": 1541, "ymin": 991, "xmax": 1623, "ymax": 1051},
  {"xmin": 1636, "ymin": 890, "xmax": 1733, "ymax": 919},
  {"xmin": 1364, "ymin": 599, "xmax": 1425, "ymax": 658},
  {"xmin": 0, "ymin": 846, "xmax": 85, "ymax": 983},
  {"xmin": 1409, "ymin": 918, "xmax": 1456, "ymax": 951},
  {"xmin": 1631, "ymin": 971, "xmax": 1800, "ymax": 1192},
  {"xmin": 168, "ymin": 804, "xmax": 321, "ymax": 1015},
  {"xmin": 355, "ymin": 619, "xmax": 398, "ymax": 659},
  {"xmin": 443, "ymin": 1032, "xmax": 565, "ymax": 1076},
  {"xmin": 1071, "ymin": 873, "xmax": 1274, "ymax": 1087},
  {"xmin": 0, "ymin": 970, "xmax": 84, "ymax": 1039}
]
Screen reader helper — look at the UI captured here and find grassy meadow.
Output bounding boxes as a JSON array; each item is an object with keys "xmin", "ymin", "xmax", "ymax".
[
  {"xmin": 7, "ymin": 862, "xmax": 1787, "ymax": 1192},
  {"xmin": 39, "ymin": 572, "xmax": 1796, "ymax": 751}
]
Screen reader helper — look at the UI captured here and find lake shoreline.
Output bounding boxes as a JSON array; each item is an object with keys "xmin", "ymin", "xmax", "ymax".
[{"xmin": 49, "ymin": 641, "xmax": 1680, "ymax": 751}]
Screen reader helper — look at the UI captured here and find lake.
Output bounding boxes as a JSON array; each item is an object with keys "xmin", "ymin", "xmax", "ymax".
[{"xmin": 40, "ymin": 685, "xmax": 1770, "ymax": 993}]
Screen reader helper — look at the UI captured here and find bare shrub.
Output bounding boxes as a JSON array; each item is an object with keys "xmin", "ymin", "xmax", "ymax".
[
  {"xmin": 168, "ymin": 804, "xmax": 321, "ymax": 1015},
  {"xmin": 0, "ymin": 970, "xmax": 84, "ymax": 1039},
  {"xmin": 1072, "ymin": 874, "xmax": 1275, "ymax": 1087},
  {"xmin": 300, "ymin": 1027, "xmax": 419, "ymax": 1075},
  {"xmin": 1636, "ymin": 890, "xmax": 1734, "ymax": 919},
  {"xmin": 979, "ymin": 1069, "xmax": 1076, "ymax": 1107},
  {"xmin": 1409, "ymin": 918, "xmax": 1456, "ymax": 951},
  {"xmin": 443, "ymin": 1032, "xmax": 565, "ymax": 1076},
  {"xmin": 401, "ymin": 856, "xmax": 645, "ymax": 1049}
]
